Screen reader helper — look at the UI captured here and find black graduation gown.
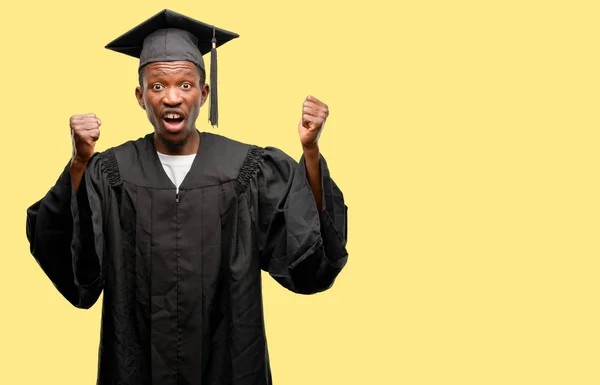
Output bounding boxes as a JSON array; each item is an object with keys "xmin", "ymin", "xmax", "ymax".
[{"xmin": 25, "ymin": 131, "xmax": 348, "ymax": 385}]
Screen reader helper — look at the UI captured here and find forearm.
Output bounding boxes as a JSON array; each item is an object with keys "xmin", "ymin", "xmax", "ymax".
[
  {"xmin": 70, "ymin": 158, "xmax": 88, "ymax": 194},
  {"xmin": 303, "ymin": 145, "xmax": 322, "ymax": 214}
]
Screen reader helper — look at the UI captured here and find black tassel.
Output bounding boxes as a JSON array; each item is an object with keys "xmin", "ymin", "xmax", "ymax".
[{"xmin": 209, "ymin": 27, "xmax": 218, "ymax": 127}]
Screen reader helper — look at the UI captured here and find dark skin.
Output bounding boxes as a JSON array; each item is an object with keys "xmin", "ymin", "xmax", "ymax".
[
  {"xmin": 298, "ymin": 96, "xmax": 328, "ymax": 213},
  {"xmin": 135, "ymin": 61, "xmax": 208, "ymax": 155},
  {"xmin": 70, "ymin": 60, "xmax": 326, "ymax": 212}
]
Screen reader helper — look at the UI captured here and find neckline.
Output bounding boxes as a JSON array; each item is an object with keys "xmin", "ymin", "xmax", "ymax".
[
  {"xmin": 148, "ymin": 130, "xmax": 205, "ymax": 190},
  {"xmin": 156, "ymin": 152, "xmax": 197, "ymax": 166},
  {"xmin": 157, "ymin": 152, "xmax": 197, "ymax": 158}
]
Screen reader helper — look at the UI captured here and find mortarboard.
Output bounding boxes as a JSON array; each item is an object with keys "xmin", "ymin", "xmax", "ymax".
[{"xmin": 105, "ymin": 9, "xmax": 239, "ymax": 127}]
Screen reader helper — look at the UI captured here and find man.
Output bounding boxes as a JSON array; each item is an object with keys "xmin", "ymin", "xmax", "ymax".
[{"xmin": 26, "ymin": 9, "xmax": 348, "ymax": 385}]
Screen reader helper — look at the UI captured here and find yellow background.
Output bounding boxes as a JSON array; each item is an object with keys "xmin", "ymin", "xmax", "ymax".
[{"xmin": 1, "ymin": 0, "xmax": 599, "ymax": 384}]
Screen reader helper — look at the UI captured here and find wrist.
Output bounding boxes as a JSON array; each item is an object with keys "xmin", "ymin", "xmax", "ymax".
[
  {"xmin": 70, "ymin": 156, "xmax": 89, "ymax": 170},
  {"xmin": 302, "ymin": 143, "xmax": 320, "ymax": 157}
]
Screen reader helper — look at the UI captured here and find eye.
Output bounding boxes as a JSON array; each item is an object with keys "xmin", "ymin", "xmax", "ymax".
[
  {"xmin": 151, "ymin": 83, "xmax": 164, "ymax": 90},
  {"xmin": 181, "ymin": 82, "xmax": 192, "ymax": 89}
]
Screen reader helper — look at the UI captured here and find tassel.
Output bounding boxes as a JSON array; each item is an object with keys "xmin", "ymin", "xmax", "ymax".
[{"xmin": 209, "ymin": 27, "xmax": 218, "ymax": 127}]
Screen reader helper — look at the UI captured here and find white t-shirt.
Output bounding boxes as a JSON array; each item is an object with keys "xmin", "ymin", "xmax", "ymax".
[{"xmin": 156, "ymin": 152, "xmax": 196, "ymax": 193}]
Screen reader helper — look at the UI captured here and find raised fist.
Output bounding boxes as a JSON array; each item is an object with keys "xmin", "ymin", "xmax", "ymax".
[
  {"xmin": 298, "ymin": 95, "xmax": 328, "ymax": 149},
  {"xmin": 70, "ymin": 113, "xmax": 101, "ymax": 164}
]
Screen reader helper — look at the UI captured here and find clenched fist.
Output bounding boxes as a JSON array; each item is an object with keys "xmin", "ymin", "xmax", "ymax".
[
  {"xmin": 298, "ymin": 95, "xmax": 328, "ymax": 149},
  {"xmin": 71, "ymin": 113, "xmax": 101, "ymax": 164}
]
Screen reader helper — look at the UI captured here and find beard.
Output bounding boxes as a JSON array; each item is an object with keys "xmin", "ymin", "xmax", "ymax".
[{"xmin": 157, "ymin": 127, "xmax": 195, "ymax": 153}]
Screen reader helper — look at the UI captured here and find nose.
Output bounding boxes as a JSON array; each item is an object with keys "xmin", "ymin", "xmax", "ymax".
[{"xmin": 162, "ymin": 86, "xmax": 183, "ymax": 106}]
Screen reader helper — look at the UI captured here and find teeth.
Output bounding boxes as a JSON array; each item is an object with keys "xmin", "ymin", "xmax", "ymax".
[{"xmin": 166, "ymin": 113, "xmax": 181, "ymax": 119}]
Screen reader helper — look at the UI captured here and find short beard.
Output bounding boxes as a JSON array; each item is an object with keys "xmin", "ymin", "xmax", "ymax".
[{"xmin": 157, "ymin": 129, "xmax": 194, "ymax": 153}]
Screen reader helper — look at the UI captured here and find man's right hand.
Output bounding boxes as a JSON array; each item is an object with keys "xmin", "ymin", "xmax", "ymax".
[
  {"xmin": 70, "ymin": 113, "xmax": 101, "ymax": 193},
  {"xmin": 71, "ymin": 113, "xmax": 101, "ymax": 165}
]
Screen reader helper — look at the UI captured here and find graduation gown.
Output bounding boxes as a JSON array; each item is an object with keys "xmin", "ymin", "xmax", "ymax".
[{"xmin": 25, "ymin": 131, "xmax": 348, "ymax": 385}]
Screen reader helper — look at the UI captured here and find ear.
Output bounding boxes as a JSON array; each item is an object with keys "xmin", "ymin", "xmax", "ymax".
[
  {"xmin": 135, "ymin": 86, "xmax": 145, "ymax": 110},
  {"xmin": 200, "ymin": 83, "xmax": 210, "ymax": 107}
]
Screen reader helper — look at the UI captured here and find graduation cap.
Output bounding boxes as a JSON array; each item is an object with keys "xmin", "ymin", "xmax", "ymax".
[{"xmin": 105, "ymin": 9, "xmax": 239, "ymax": 127}]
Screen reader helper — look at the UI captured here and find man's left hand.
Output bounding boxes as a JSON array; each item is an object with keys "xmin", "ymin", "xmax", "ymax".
[{"xmin": 298, "ymin": 95, "xmax": 328, "ymax": 149}]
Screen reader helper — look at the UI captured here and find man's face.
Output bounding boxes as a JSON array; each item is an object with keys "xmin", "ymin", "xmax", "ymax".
[{"xmin": 135, "ymin": 61, "xmax": 209, "ymax": 151}]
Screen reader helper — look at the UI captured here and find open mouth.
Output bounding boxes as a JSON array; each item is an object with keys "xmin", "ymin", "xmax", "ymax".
[{"xmin": 163, "ymin": 113, "xmax": 185, "ymax": 133}]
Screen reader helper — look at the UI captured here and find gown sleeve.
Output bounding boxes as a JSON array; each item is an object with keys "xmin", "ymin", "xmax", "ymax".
[
  {"xmin": 25, "ymin": 153, "xmax": 111, "ymax": 309},
  {"xmin": 248, "ymin": 146, "xmax": 349, "ymax": 295}
]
